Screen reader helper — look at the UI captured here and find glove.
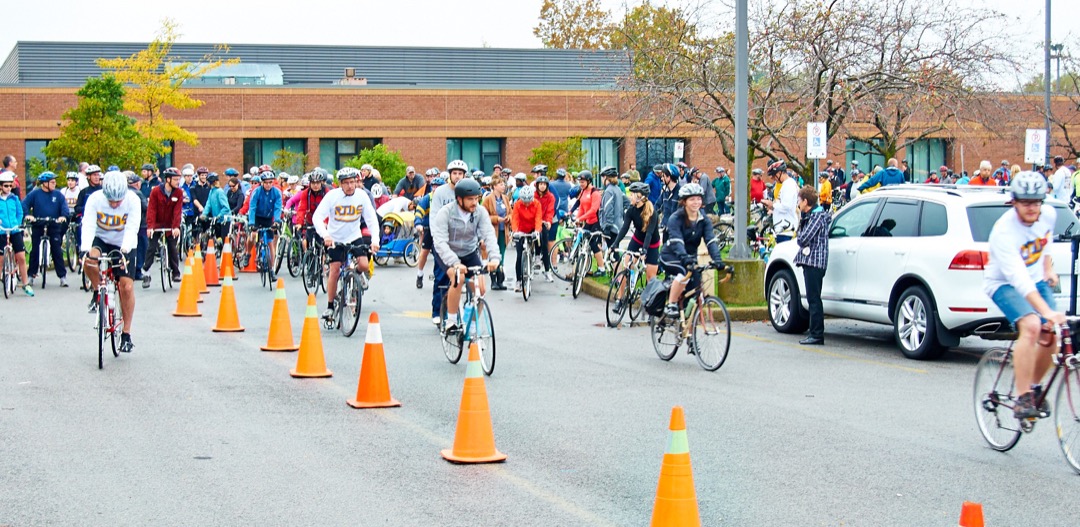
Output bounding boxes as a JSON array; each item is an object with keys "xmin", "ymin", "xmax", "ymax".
[{"xmin": 680, "ymin": 255, "xmax": 696, "ymax": 267}]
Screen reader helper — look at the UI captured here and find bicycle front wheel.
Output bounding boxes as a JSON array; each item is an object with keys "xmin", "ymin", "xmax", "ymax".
[
  {"xmin": 274, "ymin": 237, "xmax": 287, "ymax": 275},
  {"xmin": 287, "ymin": 238, "xmax": 302, "ymax": 277},
  {"xmin": 692, "ymin": 297, "xmax": 731, "ymax": 371},
  {"xmin": 39, "ymin": 240, "xmax": 48, "ymax": 288},
  {"xmin": 302, "ymin": 252, "xmax": 317, "ymax": 295},
  {"xmin": 473, "ymin": 298, "xmax": 496, "ymax": 376},
  {"xmin": 605, "ymin": 270, "xmax": 630, "ymax": 328},
  {"xmin": 521, "ymin": 244, "xmax": 533, "ymax": 301},
  {"xmin": 973, "ymin": 348, "xmax": 1023, "ymax": 452},
  {"xmin": 571, "ymin": 252, "xmax": 589, "ymax": 299},
  {"xmin": 3, "ymin": 254, "xmax": 14, "ymax": 298},
  {"xmin": 549, "ymin": 238, "xmax": 574, "ymax": 282},
  {"xmin": 627, "ymin": 269, "xmax": 648, "ymax": 322},
  {"xmin": 440, "ymin": 295, "xmax": 463, "ymax": 364},
  {"xmin": 1055, "ymin": 363, "xmax": 1080, "ymax": 474},
  {"xmin": 97, "ymin": 292, "xmax": 107, "ymax": 369},
  {"xmin": 109, "ymin": 290, "xmax": 121, "ymax": 357},
  {"xmin": 340, "ymin": 273, "xmax": 363, "ymax": 337},
  {"xmin": 159, "ymin": 248, "xmax": 170, "ymax": 293},
  {"xmin": 649, "ymin": 315, "xmax": 679, "ymax": 361}
]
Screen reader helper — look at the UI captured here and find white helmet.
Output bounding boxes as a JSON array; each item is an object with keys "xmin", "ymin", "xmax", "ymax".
[
  {"xmin": 371, "ymin": 184, "xmax": 384, "ymax": 198},
  {"xmin": 287, "ymin": 175, "xmax": 299, "ymax": 185},
  {"xmin": 1010, "ymin": 170, "xmax": 1047, "ymax": 200},
  {"xmin": 447, "ymin": 160, "xmax": 468, "ymax": 173},
  {"xmin": 519, "ymin": 185, "xmax": 535, "ymax": 202},
  {"xmin": 102, "ymin": 171, "xmax": 128, "ymax": 201},
  {"xmin": 278, "ymin": 171, "xmax": 290, "ymax": 180},
  {"xmin": 0, "ymin": 171, "xmax": 13, "ymax": 183},
  {"xmin": 439, "ymin": 171, "xmax": 450, "ymax": 180}
]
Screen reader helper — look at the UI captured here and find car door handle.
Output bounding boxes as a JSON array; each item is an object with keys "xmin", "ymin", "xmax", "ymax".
[
  {"xmin": 845, "ymin": 250, "xmax": 856, "ymax": 254},
  {"xmin": 894, "ymin": 251, "xmax": 907, "ymax": 256}
]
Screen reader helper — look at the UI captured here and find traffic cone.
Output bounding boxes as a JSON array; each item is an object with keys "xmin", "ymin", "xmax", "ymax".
[
  {"xmin": 204, "ymin": 238, "xmax": 220, "ymax": 287},
  {"xmin": 241, "ymin": 244, "xmax": 258, "ymax": 273},
  {"xmin": 191, "ymin": 247, "xmax": 209, "ymax": 294},
  {"xmin": 441, "ymin": 342, "xmax": 506, "ymax": 464},
  {"xmin": 290, "ymin": 294, "xmax": 332, "ymax": 378},
  {"xmin": 347, "ymin": 312, "xmax": 400, "ymax": 409},
  {"xmin": 220, "ymin": 241, "xmax": 238, "ymax": 280},
  {"xmin": 261, "ymin": 278, "xmax": 299, "ymax": 352},
  {"xmin": 959, "ymin": 502, "xmax": 984, "ymax": 527},
  {"xmin": 172, "ymin": 257, "xmax": 202, "ymax": 317},
  {"xmin": 211, "ymin": 275, "xmax": 244, "ymax": 332},
  {"xmin": 650, "ymin": 406, "xmax": 700, "ymax": 527}
]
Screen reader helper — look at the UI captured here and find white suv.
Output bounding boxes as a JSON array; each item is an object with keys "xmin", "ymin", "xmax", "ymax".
[{"xmin": 764, "ymin": 184, "xmax": 1079, "ymax": 360}]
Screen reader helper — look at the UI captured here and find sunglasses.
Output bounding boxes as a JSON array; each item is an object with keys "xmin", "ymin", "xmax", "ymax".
[{"xmin": 1, "ymin": 184, "xmax": 11, "ymax": 189}]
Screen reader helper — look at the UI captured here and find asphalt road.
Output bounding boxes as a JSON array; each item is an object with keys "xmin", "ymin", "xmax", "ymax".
[{"xmin": 2, "ymin": 257, "xmax": 1077, "ymax": 526}]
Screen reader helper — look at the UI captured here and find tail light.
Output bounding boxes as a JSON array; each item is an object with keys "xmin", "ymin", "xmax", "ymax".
[{"xmin": 949, "ymin": 250, "xmax": 989, "ymax": 270}]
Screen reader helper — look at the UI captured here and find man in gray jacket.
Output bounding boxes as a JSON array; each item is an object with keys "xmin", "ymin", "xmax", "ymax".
[
  {"xmin": 431, "ymin": 178, "xmax": 499, "ymax": 332},
  {"xmin": 427, "ymin": 160, "xmax": 469, "ymax": 324},
  {"xmin": 599, "ymin": 167, "xmax": 624, "ymax": 246}
]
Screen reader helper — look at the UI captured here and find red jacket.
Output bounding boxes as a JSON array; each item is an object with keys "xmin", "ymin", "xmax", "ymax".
[
  {"xmin": 511, "ymin": 199, "xmax": 543, "ymax": 234},
  {"xmin": 575, "ymin": 186, "xmax": 602, "ymax": 225},
  {"xmin": 294, "ymin": 187, "xmax": 328, "ymax": 226},
  {"xmin": 147, "ymin": 184, "xmax": 184, "ymax": 230},
  {"xmin": 536, "ymin": 190, "xmax": 555, "ymax": 223},
  {"xmin": 750, "ymin": 178, "xmax": 766, "ymax": 202}
]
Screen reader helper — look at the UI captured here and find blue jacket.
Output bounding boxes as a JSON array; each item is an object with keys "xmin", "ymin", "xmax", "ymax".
[
  {"xmin": 247, "ymin": 185, "xmax": 282, "ymax": 224},
  {"xmin": 414, "ymin": 193, "xmax": 433, "ymax": 227},
  {"xmin": 549, "ymin": 179, "xmax": 571, "ymax": 216},
  {"xmin": 858, "ymin": 167, "xmax": 905, "ymax": 191},
  {"xmin": 201, "ymin": 187, "xmax": 230, "ymax": 220},
  {"xmin": 22, "ymin": 188, "xmax": 70, "ymax": 220},
  {"xmin": 645, "ymin": 172, "xmax": 662, "ymax": 203},
  {"xmin": 181, "ymin": 183, "xmax": 195, "ymax": 216},
  {"xmin": 0, "ymin": 193, "xmax": 24, "ymax": 232}
]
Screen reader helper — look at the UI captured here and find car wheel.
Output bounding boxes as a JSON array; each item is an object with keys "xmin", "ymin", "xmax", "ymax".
[
  {"xmin": 894, "ymin": 285, "xmax": 946, "ymax": 360},
  {"xmin": 767, "ymin": 269, "xmax": 808, "ymax": 334}
]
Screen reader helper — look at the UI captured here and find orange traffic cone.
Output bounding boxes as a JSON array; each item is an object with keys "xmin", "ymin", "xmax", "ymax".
[
  {"xmin": 650, "ymin": 406, "xmax": 700, "ymax": 527},
  {"xmin": 191, "ymin": 247, "xmax": 209, "ymax": 295},
  {"xmin": 290, "ymin": 294, "xmax": 332, "ymax": 378},
  {"xmin": 241, "ymin": 244, "xmax": 258, "ymax": 273},
  {"xmin": 220, "ymin": 241, "xmax": 238, "ymax": 280},
  {"xmin": 261, "ymin": 278, "xmax": 299, "ymax": 351},
  {"xmin": 211, "ymin": 275, "xmax": 244, "ymax": 332},
  {"xmin": 172, "ymin": 257, "xmax": 202, "ymax": 317},
  {"xmin": 441, "ymin": 342, "xmax": 506, "ymax": 464},
  {"xmin": 204, "ymin": 239, "xmax": 220, "ymax": 287},
  {"xmin": 347, "ymin": 312, "xmax": 400, "ymax": 408},
  {"xmin": 959, "ymin": 502, "xmax": 984, "ymax": 527}
]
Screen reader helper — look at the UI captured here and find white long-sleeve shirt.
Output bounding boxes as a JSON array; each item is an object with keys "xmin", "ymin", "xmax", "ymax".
[
  {"xmin": 80, "ymin": 189, "xmax": 141, "ymax": 253},
  {"xmin": 312, "ymin": 187, "xmax": 379, "ymax": 246},
  {"xmin": 984, "ymin": 205, "xmax": 1056, "ymax": 298},
  {"xmin": 772, "ymin": 176, "xmax": 800, "ymax": 235},
  {"xmin": 1051, "ymin": 167, "xmax": 1073, "ymax": 202}
]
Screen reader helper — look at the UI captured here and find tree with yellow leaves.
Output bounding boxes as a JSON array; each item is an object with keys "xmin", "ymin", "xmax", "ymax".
[{"xmin": 96, "ymin": 19, "xmax": 238, "ymax": 156}]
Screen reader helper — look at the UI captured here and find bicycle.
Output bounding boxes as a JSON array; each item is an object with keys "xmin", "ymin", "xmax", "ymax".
[
  {"xmin": 301, "ymin": 227, "xmax": 328, "ymax": 295},
  {"xmin": 148, "ymin": 228, "xmax": 175, "ymax": 293},
  {"xmin": 320, "ymin": 241, "xmax": 369, "ymax": 337},
  {"xmin": 225, "ymin": 215, "xmax": 249, "ymax": 271},
  {"xmin": 91, "ymin": 250, "xmax": 125, "ymax": 370},
  {"xmin": 549, "ymin": 219, "xmax": 606, "ymax": 298},
  {"xmin": 179, "ymin": 219, "xmax": 194, "ymax": 255},
  {"xmin": 973, "ymin": 319, "xmax": 1080, "ymax": 473},
  {"xmin": 1, "ymin": 226, "xmax": 21, "ymax": 299},
  {"xmin": 28, "ymin": 217, "xmax": 64, "ymax": 288},
  {"xmin": 62, "ymin": 218, "xmax": 80, "ymax": 272},
  {"xmin": 648, "ymin": 263, "xmax": 734, "ymax": 371},
  {"xmin": 605, "ymin": 248, "xmax": 649, "ymax": 328},
  {"xmin": 274, "ymin": 211, "xmax": 301, "ymax": 277},
  {"xmin": 512, "ymin": 232, "xmax": 541, "ymax": 301},
  {"xmin": 254, "ymin": 227, "xmax": 276, "ymax": 289},
  {"xmin": 438, "ymin": 265, "xmax": 496, "ymax": 376}
]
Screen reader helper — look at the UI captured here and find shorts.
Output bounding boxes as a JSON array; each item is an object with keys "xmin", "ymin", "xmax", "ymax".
[
  {"xmin": 252, "ymin": 216, "xmax": 274, "ymax": 230},
  {"xmin": 437, "ymin": 250, "xmax": 484, "ymax": 285},
  {"xmin": 991, "ymin": 281, "xmax": 1056, "ymax": 325},
  {"xmin": 627, "ymin": 237, "xmax": 660, "ymax": 265},
  {"xmin": 0, "ymin": 231, "xmax": 26, "ymax": 253},
  {"xmin": 90, "ymin": 237, "xmax": 137, "ymax": 279},
  {"xmin": 583, "ymin": 222, "xmax": 603, "ymax": 253},
  {"xmin": 660, "ymin": 257, "xmax": 701, "ymax": 292},
  {"xmin": 327, "ymin": 235, "xmax": 371, "ymax": 264},
  {"xmin": 422, "ymin": 227, "xmax": 433, "ymax": 250}
]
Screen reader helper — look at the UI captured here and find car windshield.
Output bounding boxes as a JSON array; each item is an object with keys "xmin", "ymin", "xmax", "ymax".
[{"xmin": 967, "ymin": 204, "xmax": 1079, "ymax": 242}]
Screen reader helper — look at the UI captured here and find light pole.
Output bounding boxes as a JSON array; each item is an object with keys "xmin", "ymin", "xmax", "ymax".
[
  {"xmin": 1050, "ymin": 43, "xmax": 1065, "ymax": 92},
  {"xmin": 1044, "ymin": 0, "xmax": 1051, "ymax": 166}
]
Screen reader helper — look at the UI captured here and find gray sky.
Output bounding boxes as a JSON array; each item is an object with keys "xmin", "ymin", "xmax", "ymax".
[{"xmin": 1, "ymin": 0, "xmax": 1076, "ymax": 84}]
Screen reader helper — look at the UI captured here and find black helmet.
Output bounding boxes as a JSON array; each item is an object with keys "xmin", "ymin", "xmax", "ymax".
[
  {"xmin": 454, "ymin": 178, "xmax": 483, "ymax": 198},
  {"xmin": 628, "ymin": 182, "xmax": 650, "ymax": 195},
  {"xmin": 599, "ymin": 166, "xmax": 618, "ymax": 179},
  {"xmin": 555, "ymin": 168, "xmax": 567, "ymax": 179},
  {"xmin": 767, "ymin": 160, "xmax": 787, "ymax": 176},
  {"xmin": 534, "ymin": 175, "xmax": 549, "ymax": 184},
  {"xmin": 652, "ymin": 164, "xmax": 664, "ymax": 175},
  {"xmin": 531, "ymin": 164, "xmax": 548, "ymax": 174},
  {"xmin": 207, "ymin": 173, "xmax": 220, "ymax": 183},
  {"xmin": 576, "ymin": 170, "xmax": 594, "ymax": 181}
]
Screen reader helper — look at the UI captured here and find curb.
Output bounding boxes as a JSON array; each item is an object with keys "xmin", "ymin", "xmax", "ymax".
[{"xmin": 581, "ymin": 278, "xmax": 770, "ymax": 322}]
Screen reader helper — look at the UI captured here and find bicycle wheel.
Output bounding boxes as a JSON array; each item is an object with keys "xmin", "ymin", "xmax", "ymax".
[
  {"xmin": 274, "ymin": 236, "xmax": 287, "ymax": 275},
  {"xmin": 649, "ymin": 315, "xmax": 680, "ymax": 361},
  {"xmin": 3, "ymin": 251, "xmax": 14, "ymax": 298},
  {"xmin": 158, "ymin": 247, "xmax": 169, "ymax": 293},
  {"xmin": 571, "ymin": 252, "xmax": 589, "ymax": 299},
  {"xmin": 39, "ymin": 240, "xmax": 49, "ymax": 288},
  {"xmin": 403, "ymin": 241, "xmax": 420, "ymax": 267},
  {"xmin": 973, "ymin": 348, "xmax": 1023, "ymax": 452},
  {"xmin": 627, "ymin": 269, "xmax": 648, "ymax": 322},
  {"xmin": 287, "ymin": 238, "xmax": 302, "ymax": 278},
  {"xmin": 97, "ymin": 291, "xmax": 107, "ymax": 369},
  {"xmin": 521, "ymin": 243, "xmax": 533, "ymax": 301},
  {"xmin": 1055, "ymin": 363, "xmax": 1080, "ymax": 474},
  {"xmin": 473, "ymin": 298, "xmax": 496, "ymax": 376},
  {"xmin": 605, "ymin": 270, "xmax": 631, "ymax": 327},
  {"xmin": 340, "ymin": 273, "xmax": 363, "ymax": 337},
  {"xmin": 109, "ymin": 289, "xmax": 121, "ymax": 357},
  {"xmin": 440, "ymin": 294, "xmax": 463, "ymax": 364},
  {"xmin": 63, "ymin": 233, "xmax": 78, "ymax": 271},
  {"xmin": 258, "ymin": 242, "xmax": 269, "ymax": 288},
  {"xmin": 692, "ymin": 297, "xmax": 731, "ymax": 371},
  {"xmin": 549, "ymin": 238, "xmax": 575, "ymax": 282},
  {"xmin": 302, "ymin": 252, "xmax": 318, "ymax": 295}
]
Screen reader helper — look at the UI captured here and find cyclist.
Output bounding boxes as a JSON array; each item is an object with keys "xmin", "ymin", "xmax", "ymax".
[
  {"xmin": 180, "ymin": 165, "xmax": 197, "ymax": 234},
  {"xmin": 413, "ymin": 175, "xmax": 445, "ymax": 290},
  {"xmin": 23, "ymin": 171, "xmax": 71, "ymax": 286},
  {"xmin": 226, "ymin": 172, "xmax": 245, "ymax": 214},
  {"xmin": 480, "ymin": 175, "xmax": 510, "ymax": 290},
  {"xmin": 657, "ymin": 164, "xmax": 682, "ymax": 228},
  {"xmin": 573, "ymin": 170, "xmax": 606, "ymax": 277},
  {"xmin": 0, "ymin": 171, "xmax": 33, "ymax": 296},
  {"xmin": 74, "ymin": 164, "xmax": 103, "ymax": 223},
  {"xmin": 549, "ymin": 168, "xmax": 571, "ymax": 221},
  {"xmin": 534, "ymin": 174, "xmax": 557, "ymax": 281},
  {"xmin": 612, "ymin": 182, "xmax": 660, "ymax": 281},
  {"xmin": 659, "ymin": 183, "xmax": 724, "ymax": 318},
  {"xmin": 246, "ymin": 170, "xmax": 283, "ymax": 273},
  {"xmin": 61, "ymin": 172, "xmax": 80, "ymax": 210},
  {"xmin": 761, "ymin": 160, "xmax": 800, "ymax": 243},
  {"xmin": 141, "ymin": 167, "xmax": 184, "ymax": 287},
  {"xmin": 291, "ymin": 168, "xmax": 331, "ymax": 251},
  {"xmin": 126, "ymin": 172, "xmax": 149, "ymax": 280},
  {"xmin": 984, "ymin": 171, "xmax": 1066, "ymax": 419},
  {"xmin": 599, "ymin": 166, "xmax": 625, "ymax": 250},
  {"xmin": 312, "ymin": 167, "xmax": 379, "ymax": 321},
  {"xmin": 81, "ymin": 171, "xmax": 141, "ymax": 353},
  {"xmin": 430, "ymin": 178, "xmax": 500, "ymax": 332},
  {"xmin": 510, "ymin": 184, "xmax": 543, "ymax": 293},
  {"xmin": 427, "ymin": 162, "xmax": 469, "ymax": 324},
  {"xmin": 200, "ymin": 172, "xmax": 230, "ymax": 242}
]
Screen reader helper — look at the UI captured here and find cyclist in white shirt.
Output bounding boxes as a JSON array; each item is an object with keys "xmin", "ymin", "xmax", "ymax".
[
  {"xmin": 313, "ymin": 167, "xmax": 379, "ymax": 321},
  {"xmin": 1050, "ymin": 155, "xmax": 1073, "ymax": 203},
  {"xmin": 761, "ymin": 160, "xmax": 800, "ymax": 242},
  {"xmin": 81, "ymin": 171, "xmax": 141, "ymax": 353},
  {"xmin": 984, "ymin": 171, "xmax": 1066, "ymax": 419}
]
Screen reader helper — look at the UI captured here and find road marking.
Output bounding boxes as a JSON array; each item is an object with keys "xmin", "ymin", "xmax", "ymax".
[
  {"xmin": 733, "ymin": 332, "xmax": 929, "ymax": 374},
  {"xmin": 397, "ymin": 310, "xmax": 432, "ymax": 318}
]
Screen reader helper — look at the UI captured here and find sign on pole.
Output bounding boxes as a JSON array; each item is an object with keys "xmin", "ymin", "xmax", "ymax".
[
  {"xmin": 807, "ymin": 122, "xmax": 827, "ymax": 159},
  {"xmin": 1024, "ymin": 129, "xmax": 1046, "ymax": 164},
  {"xmin": 673, "ymin": 141, "xmax": 685, "ymax": 160}
]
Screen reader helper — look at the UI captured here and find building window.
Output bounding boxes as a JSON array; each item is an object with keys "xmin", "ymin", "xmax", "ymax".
[
  {"xmin": 156, "ymin": 141, "xmax": 175, "ymax": 173},
  {"xmin": 24, "ymin": 140, "xmax": 48, "ymax": 164},
  {"xmin": 447, "ymin": 139, "xmax": 502, "ymax": 175},
  {"xmin": 319, "ymin": 139, "xmax": 381, "ymax": 171},
  {"xmin": 635, "ymin": 138, "xmax": 686, "ymax": 170},
  {"xmin": 244, "ymin": 139, "xmax": 306, "ymax": 171},
  {"xmin": 905, "ymin": 138, "xmax": 948, "ymax": 182},
  {"xmin": 846, "ymin": 138, "xmax": 886, "ymax": 175},
  {"xmin": 582, "ymin": 138, "xmax": 619, "ymax": 172}
]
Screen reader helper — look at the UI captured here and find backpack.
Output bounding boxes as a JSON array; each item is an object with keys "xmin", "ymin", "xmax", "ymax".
[{"xmin": 641, "ymin": 277, "xmax": 673, "ymax": 317}]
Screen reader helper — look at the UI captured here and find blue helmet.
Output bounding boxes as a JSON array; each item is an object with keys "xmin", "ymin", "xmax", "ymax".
[
  {"xmin": 224, "ymin": 168, "xmax": 239, "ymax": 176},
  {"xmin": 431, "ymin": 177, "xmax": 446, "ymax": 187},
  {"xmin": 36, "ymin": 171, "xmax": 57, "ymax": 183},
  {"xmin": 107, "ymin": 165, "xmax": 120, "ymax": 172}
]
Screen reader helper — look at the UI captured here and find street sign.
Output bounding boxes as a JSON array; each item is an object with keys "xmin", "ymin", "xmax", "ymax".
[
  {"xmin": 807, "ymin": 122, "xmax": 827, "ymax": 159},
  {"xmin": 673, "ymin": 141, "xmax": 684, "ymax": 159},
  {"xmin": 1025, "ymin": 129, "xmax": 1046, "ymax": 164}
]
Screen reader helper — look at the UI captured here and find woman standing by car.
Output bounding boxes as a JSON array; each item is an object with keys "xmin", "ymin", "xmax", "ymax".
[{"xmin": 794, "ymin": 185, "xmax": 830, "ymax": 345}]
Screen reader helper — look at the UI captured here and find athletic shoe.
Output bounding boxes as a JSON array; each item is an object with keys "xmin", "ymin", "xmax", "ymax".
[
  {"xmin": 416, "ymin": 275, "xmax": 424, "ymax": 289},
  {"xmin": 663, "ymin": 303, "xmax": 679, "ymax": 318},
  {"xmin": 321, "ymin": 308, "xmax": 335, "ymax": 322},
  {"xmin": 142, "ymin": 274, "xmax": 152, "ymax": 289},
  {"xmin": 23, "ymin": 285, "xmax": 35, "ymax": 297},
  {"xmin": 544, "ymin": 271, "xmax": 554, "ymax": 282},
  {"xmin": 60, "ymin": 277, "xmax": 69, "ymax": 287},
  {"xmin": 1014, "ymin": 391, "xmax": 1041, "ymax": 420},
  {"xmin": 431, "ymin": 316, "xmax": 441, "ymax": 326},
  {"xmin": 514, "ymin": 284, "xmax": 522, "ymax": 293},
  {"xmin": 119, "ymin": 334, "xmax": 134, "ymax": 353}
]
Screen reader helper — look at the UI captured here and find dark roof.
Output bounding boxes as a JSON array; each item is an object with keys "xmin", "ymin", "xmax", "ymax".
[{"xmin": 0, "ymin": 41, "xmax": 630, "ymax": 89}]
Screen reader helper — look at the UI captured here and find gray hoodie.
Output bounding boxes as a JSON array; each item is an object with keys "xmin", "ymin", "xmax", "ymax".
[
  {"xmin": 601, "ymin": 182, "xmax": 625, "ymax": 236},
  {"xmin": 430, "ymin": 202, "xmax": 500, "ymax": 267}
]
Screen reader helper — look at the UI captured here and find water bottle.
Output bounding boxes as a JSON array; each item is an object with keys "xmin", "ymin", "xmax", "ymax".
[{"xmin": 463, "ymin": 304, "xmax": 475, "ymax": 339}]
